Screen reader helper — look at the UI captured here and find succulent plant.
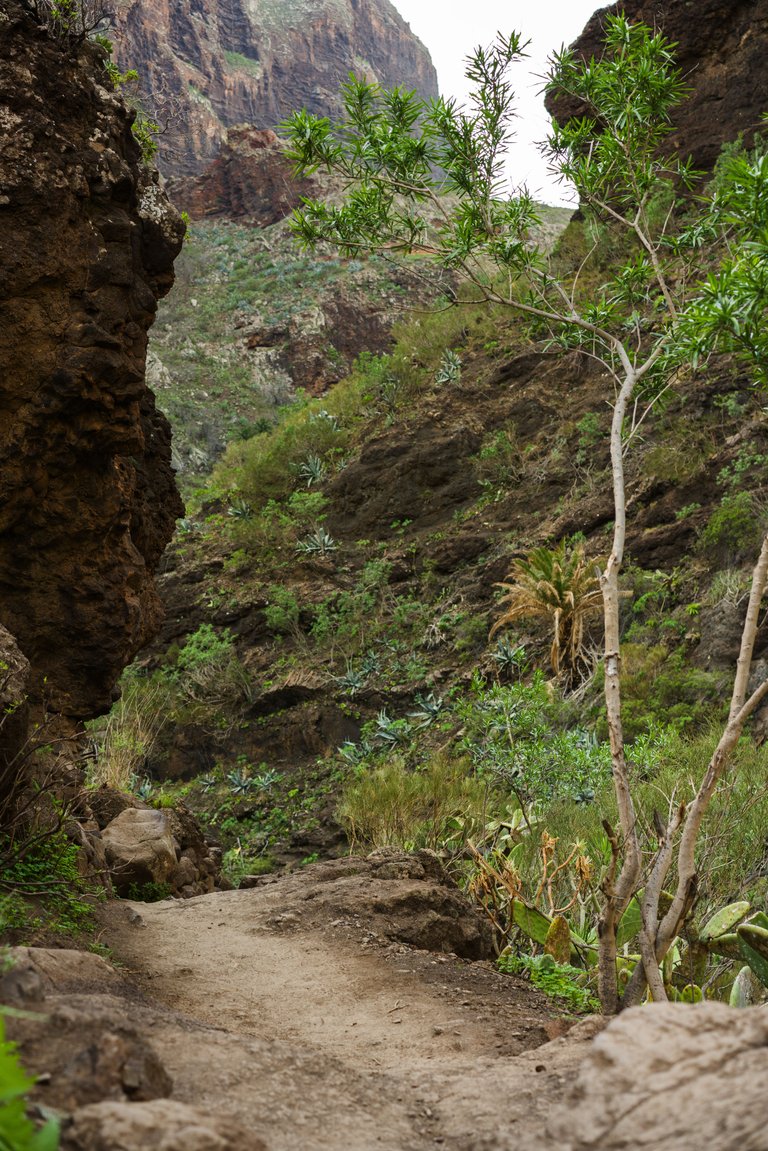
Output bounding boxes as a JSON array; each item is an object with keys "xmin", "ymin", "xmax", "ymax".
[
  {"xmin": 295, "ymin": 526, "xmax": 337, "ymax": 555},
  {"xmin": 297, "ymin": 454, "xmax": 327, "ymax": 487}
]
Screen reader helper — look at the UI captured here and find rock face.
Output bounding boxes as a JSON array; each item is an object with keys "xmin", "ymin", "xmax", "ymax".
[
  {"xmin": 546, "ymin": 1002, "xmax": 768, "ymax": 1150},
  {"xmin": 173, "ymin": 126, "xmax": 326, "ymax": 223},
  {"xmin": 0, "ymin": 2, "xmax": 185, "ymax": 718},
  {"xmin": 0, "ymin": 624, "xmax": 30, "ymax": 799},
  {"xmin": 546, "ymin": 0, "xmax": 768, "ymax": 172},
  {"xmin": 112, "ymin": 0, "xmax": 438, "ymax": 178}
]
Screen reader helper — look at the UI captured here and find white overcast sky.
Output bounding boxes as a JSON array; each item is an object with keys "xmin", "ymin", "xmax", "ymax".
[{"xmin": 390, "ymin": 1, "xmax": 610, "ymax": 204}]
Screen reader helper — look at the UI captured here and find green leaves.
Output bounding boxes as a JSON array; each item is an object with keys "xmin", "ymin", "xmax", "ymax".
[
  {"xmin": 546, "ymin": 15, "xmax": 689, "ymax": 212},
  {"xmin": 0, "ymin": 1017, "xmax": 59, "ymax": 1151}
]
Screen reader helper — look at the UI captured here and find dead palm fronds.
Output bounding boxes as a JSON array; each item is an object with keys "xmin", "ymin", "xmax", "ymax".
[{"xmin": 490, "ymin": 540, "xmax": 603, "ymax": 684}]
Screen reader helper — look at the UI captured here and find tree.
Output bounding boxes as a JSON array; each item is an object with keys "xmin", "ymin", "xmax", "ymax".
[{"xmin": 284, "ymin": 15, "xmax": 768, "ymax": 1013}]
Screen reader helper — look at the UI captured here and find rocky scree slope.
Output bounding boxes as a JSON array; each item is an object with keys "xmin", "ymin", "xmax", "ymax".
[{"xmin": 112, "ymin": 0, "xmax": 438, "ymax": 178}]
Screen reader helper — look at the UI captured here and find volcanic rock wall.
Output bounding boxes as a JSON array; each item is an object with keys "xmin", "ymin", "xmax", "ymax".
[
  {"xmin": 112, "ymin": 0, "xmax": 438, "ymax": 178},
  {"xmin": 173, "ymin": 126, "xmax": 327, "ymax": 223},
  {"xmin": 547, "ymin": 0, "xmax": 768, "ymax": 171},
  {"xmin": 0, "ymin": 1, "xmax": 184, "ymax": 719}
]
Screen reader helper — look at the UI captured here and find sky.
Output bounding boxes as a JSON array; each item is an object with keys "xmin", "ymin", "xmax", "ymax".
[{"xmin": 390, "ymin": 1, "xmax": 611, "ymax": 205}]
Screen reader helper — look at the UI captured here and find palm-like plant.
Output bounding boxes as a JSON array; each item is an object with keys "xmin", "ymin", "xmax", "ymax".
[{"xmin": 490, "ymin": 541, "xmax": 603, "ymax": 684}]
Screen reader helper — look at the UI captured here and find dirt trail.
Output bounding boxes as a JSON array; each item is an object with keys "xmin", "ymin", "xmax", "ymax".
[{"xmin": 101, "ymin": 861, "xmax": 600, "ymax": 1151}]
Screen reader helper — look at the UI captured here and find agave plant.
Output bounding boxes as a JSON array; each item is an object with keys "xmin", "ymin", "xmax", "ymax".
[
  {"xmin": 252, "ymin": 769, "xmax": 281, "ymax": 790},
  {"xmin": 435, "ymin": 349, "xmax": 462, "ymax": 384},
  {"xmin": 227, "ymin": 768, "xmax": 254, "ymax": 796},
  {"xmin": 491, "ymin": 540, "xmax": 603, "ymax": 684},
  {"xmin": 492, "ymin": 637, "xmax": 528, "ymax": 677},
  {"xmin": 295, "ymin": 526, "xmax": 337, "ymax": 556},
  {"xmin": 131, "ymin": 775, "xmax": 155, "ymax": 801},
  {"xmin": 297, "ymin": 453, "xmax": 327, "ymax": 487},
  {"xmin": 408, "ymin": 692, "xmax": 445, "ymax": 728},
  {"xmin": 227, "ymin": 496, "xmax": 254, "ymax": 521},
  {"xmin": 338, "ymin": 738, "xmax": 374, "ymax": 766},
  {"xmin": 373, "ymin": 709, "xmax": 411, "ymax": 745},
  {"xmin": 359, "ymin": 649, "xmax": 381, "ymax": 678},
  {"xmin": 310, "ymin": 409, "xmax": 340, "ymax": 431},
  {"xmin": 333, "ymin": 665, "xmax": 367, "ymax": 697}
]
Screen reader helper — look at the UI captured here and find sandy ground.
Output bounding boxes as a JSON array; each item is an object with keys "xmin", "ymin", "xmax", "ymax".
[{"xmin": 100, "ymin": 869, "xmax": 601, "ymax": 1151}]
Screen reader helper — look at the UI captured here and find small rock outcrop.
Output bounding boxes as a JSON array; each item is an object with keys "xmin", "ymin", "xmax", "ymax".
[
  {"xmin": 2, "ymin": 947, "xmax": 264, "ymax": 1151},
  {"xmin": 0, "ymin": 1, "xmax": 185, "ymax": 719},
  {"xmin": 546, "ymin": 1002, "xmax": 768, "ymax": 1149},
  {"xmin": 63, "ymin": 1100, "xmax": 264, "ymax": 1151},
  {"xmin": 242, "ymin": 849, "xmax": 496, "ymax": 959},
  {"xmin": 91, "ymin": 789, "xmax": 221, "ymax": 896},
  {"xmin": 113, "ymin": 0, "xmax": 438, "ymax": 177},
  {"xmin": 101, "ymin": 808, "xmax": 179, "ymax": 894},
  {"xmin": 546, "ymin": 0, "xmax": 768, "ymax": 172}
]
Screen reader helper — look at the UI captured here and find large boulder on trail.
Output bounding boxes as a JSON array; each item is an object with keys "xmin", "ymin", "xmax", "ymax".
[
  {"xmin": 546, "ymin": 1001, "xmax": 768, "ymax": 1150},
  {"xmin": 62, "ymin": 1099, "xmax": 266, "ymax": 1151},
  {"xmin": 101, "ymin": 808, "xmax": 178, "ymax": 896}
]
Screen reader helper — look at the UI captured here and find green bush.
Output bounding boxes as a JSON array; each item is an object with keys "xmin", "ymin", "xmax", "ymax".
[
  {"xmin": 601, "ymin": 643, "xmax": 727, "ymax": 740},
  {"xmin": 497, "ymin": 951, "xmax": 600, "ymax": 1013},
  {"xmin": 176, "ymin": 624, "xmax": 235, "ymax": 671},
  {"xmin": 0, "ymin": 829, "xmax": 95, "ymax": 941},
  {"xmin": 264, "ymin": 585, "xmax": 302, "ymax": 636},
  {"xmin": 456, "ymin": 674, "xmax": 610, "ymax": 803}
]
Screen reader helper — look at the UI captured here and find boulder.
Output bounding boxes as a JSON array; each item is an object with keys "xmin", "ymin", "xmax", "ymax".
[
  {"xmin": 102, "ymin": 808, "xmax": 179, "ymax": 895},
  {"xmin": 63, "ymin": 1099, "xmax": 266, "ymax": 1151},
  {"xmin": 546, "ymin": 1002, "xmax": 768, "ymax": 1150}
]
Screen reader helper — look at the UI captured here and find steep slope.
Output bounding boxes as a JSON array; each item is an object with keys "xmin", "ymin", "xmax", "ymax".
[
  {"xmin": 112, "ymin": 0, "xmax": 438, "ymax": 177},
  {"xmin": 0, "ymin": 2, "xmax": 184, "ymax": 719},
  {"xmin": 546, "ymin": 0, "xmax": 768, "ymax": 171}
]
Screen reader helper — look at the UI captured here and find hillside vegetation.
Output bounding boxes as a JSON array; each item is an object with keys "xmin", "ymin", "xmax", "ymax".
[{"xmin": 29, "ymin": 14, "xmax": 768, "ymax": 1017}]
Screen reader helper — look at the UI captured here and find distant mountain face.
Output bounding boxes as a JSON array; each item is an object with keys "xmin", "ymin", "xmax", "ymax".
[
  {"xmin": 113, "ymin": 0, "xmax": 439, "ymax": 178},
  {"xmin": 546, "ymin": 0, "xmax": 768, "ymax": 172}
]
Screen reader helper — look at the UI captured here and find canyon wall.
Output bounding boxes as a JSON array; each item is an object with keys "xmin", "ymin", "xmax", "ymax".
[
  {"xmin": 547, "ymin": 0, "xmax": 768, "ymax": 171},
  {"xmin": 113, "ymin": 0, "xmax": 439, "ymax": 178},
  {"xmin": 0, "ymin": 1, "xmax": 184, "ymax": 719}
]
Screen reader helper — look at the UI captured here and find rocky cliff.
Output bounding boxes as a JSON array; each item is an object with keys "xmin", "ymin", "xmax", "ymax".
[
  {"xmin": 173, "ymin": 126, "xmax": 328, "ymax": 224},
  {"xmin": 0, "ymin": 1, "xmax": 184, "ymax": 719},
  {"xmin": 112, "ymin": 0, "xmax": 439, "ymax": 178},
  {"xmin": 546, "ymin": 0, "xmax": 768, "ymax": 172}
]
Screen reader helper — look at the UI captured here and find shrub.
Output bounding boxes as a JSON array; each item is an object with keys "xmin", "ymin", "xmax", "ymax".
[
  {"xmin": 264, "ymin": 585, "xmax": 302, "ymax": 636},
  {"xmin": 457, "ymin": 674, "xmax": 610, "ymax": 805},
  {"xmin": 337, "ymin": 753, "xmax": 488, "ymax": 851}
]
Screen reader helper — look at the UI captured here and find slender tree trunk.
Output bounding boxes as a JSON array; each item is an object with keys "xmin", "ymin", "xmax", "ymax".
[{"xmin": 597, "ymin": 367, "xmax": 642, "ymax": 1014}]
